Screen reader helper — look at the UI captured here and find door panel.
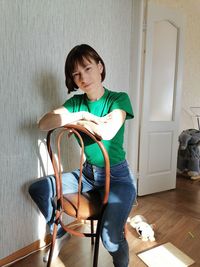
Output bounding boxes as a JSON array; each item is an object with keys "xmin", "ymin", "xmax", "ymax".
[
  {"xmin": 149, "ymin": 20, "xmax": 178, "ymax": 121},
  {"xmin": 147, "ymin": 131, "xmax": 172, "ymax": 174},
  {"xmin": 138, "ymin": 2, "xmax": 184, "ymax": 195}
]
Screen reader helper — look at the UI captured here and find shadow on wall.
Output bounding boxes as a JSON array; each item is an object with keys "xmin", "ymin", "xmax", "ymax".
[
  {"xmin": 35, "ymin": 70, "xmax": 65, "ymax": 111},
  {"xmin": 20, "ymin": 71, "xmax": 80, "ymax": 240},
  {"xmin": 19, "ymin": 71, "xmax": 65, "ymax": 240},
  {"xmin": 20, "ymin": 71, "xmax": 63, "ymax": 177},
  {"xmin": 34, "ymin": 70, "xmax": 81, "ymax": 172}
]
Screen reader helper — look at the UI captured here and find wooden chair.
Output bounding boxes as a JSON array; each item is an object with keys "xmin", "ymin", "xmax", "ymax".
[{"xmin": 46, "ymin": 124, "xmax": 110, "ymax": 267}]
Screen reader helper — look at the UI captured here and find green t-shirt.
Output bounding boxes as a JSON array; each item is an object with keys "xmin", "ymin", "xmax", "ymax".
[{"xmin": 63, "ymin": 88, "xmax": 134, "ymax": 167}]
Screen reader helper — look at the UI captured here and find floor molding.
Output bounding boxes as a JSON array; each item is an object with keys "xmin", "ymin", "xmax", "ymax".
[{"xmin": 0, "ymin": 234, "xmax": 51, "ymax": 266}]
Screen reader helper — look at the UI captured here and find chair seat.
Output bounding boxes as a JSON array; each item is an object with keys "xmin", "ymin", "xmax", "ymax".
[{"xmin": 63, "ymin": 191, "xmax": 102, "ymax": 220}]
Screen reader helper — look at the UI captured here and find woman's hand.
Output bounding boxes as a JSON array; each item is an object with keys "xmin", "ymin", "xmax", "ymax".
[
  {"xmin": 76, "ymin": 109, "xmax": 126, "ymax": 140},
  {"xmin": 81, "ymin": 111, "xmax": 111, "ymax": 124},
  {"xmin": 76, "ymin": 120, "xmax": 100, "ymax": 135}
]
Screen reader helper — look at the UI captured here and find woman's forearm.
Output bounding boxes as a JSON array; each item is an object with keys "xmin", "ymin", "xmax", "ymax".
[
  {"xmin": 38, "ymin": 111, "xmax": 84, "ymax": 131},
  {"xmin": 38, "ymin": 110, "xmax": 106, "ymax": 131},
  {"xmin": 38, "ymin": 107, "xmax": 124, "ymax": 134}
]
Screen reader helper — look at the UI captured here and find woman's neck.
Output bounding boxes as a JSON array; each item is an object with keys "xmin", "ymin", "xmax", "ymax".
[{"xmin": 86, "ymin": 86, "xmax": 105, "ymax": 101}]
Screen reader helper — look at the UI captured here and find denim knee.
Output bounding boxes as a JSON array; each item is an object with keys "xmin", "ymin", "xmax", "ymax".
[
  {"xmin": 101, "ymin": 228, "xmax": 129, "ymax": 267},
  {"xmin": 29, "ymin": 177, "xmax": 55, "ymax": 199},
  {"xmin": 28, "ymin": 177, "xmax": 55, "ymax": 221},
  {"xmin": 29, "ymin": 181, "xmax": 39, "ymax": 201},
  {"xmin": 101, "ymin": 225, "xmax": 122, "ymax": 253},
  {"xmin": 29, "ymin": 179, "xmax": 45, "ymax": 201}
]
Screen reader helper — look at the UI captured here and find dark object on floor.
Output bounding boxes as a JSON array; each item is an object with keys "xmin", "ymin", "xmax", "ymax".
[{"xmin": 177, "ymin": 128, "xmax": 200, "ymax": 178}]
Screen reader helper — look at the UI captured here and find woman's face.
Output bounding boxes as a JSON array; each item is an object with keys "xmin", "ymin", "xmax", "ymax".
[{"xmin": 72, "ymin": 58, "xmax": 103, "ymax": 94}]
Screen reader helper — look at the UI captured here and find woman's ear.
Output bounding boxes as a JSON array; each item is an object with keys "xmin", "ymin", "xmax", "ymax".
[{"xmin": 98, "ymin": 61, "xmax": 103, "ymax": 74}]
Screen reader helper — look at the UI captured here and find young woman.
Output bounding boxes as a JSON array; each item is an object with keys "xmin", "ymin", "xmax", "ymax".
[{"xmin": 29, "ymin": 44, "xmax": 136, "ymax": 267}]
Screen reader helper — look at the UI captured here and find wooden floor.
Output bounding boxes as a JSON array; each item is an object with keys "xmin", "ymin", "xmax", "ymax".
[{"xmin": 10, "ymin": 176, "xmax": 200, "ymax": 267}]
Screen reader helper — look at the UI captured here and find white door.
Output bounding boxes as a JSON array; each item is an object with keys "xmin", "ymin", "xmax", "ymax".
[{"xmin": 138, "ymin": 2, "xmax": 184, "ymax": 196}]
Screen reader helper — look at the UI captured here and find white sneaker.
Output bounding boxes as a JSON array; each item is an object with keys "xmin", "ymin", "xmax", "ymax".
[{"xmin": 43, "ymin": 233, "xmax": 71, "ymax": 262}]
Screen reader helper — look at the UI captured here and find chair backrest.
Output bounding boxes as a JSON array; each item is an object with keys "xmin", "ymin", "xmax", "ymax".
[{"xmin": 46, "ymin": 124, "xmax": 110, "ymax": 217}]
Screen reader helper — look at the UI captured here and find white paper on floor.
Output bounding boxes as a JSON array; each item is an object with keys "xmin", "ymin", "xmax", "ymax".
[{"xmin": 137, "ymin": 242, "xmax": 195, "ymax": 267}]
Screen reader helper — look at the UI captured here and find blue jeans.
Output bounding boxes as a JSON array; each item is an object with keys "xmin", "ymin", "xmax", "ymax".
[{"xmin": 29, "ymin": 160, "xmax": 136, "ymax": 267}]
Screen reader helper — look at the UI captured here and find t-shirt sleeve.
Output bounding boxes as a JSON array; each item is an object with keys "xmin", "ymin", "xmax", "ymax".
[
  {"xmin": 63, "ymin": 97, "xmax": 75, "ymax": 112},
  {"xmin": 109, "ymin": 92, "xmax": 134, "ymax": 120}
]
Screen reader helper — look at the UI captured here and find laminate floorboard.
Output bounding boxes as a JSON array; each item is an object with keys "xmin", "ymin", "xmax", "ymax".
[{"xmin": 10, "ymin": 176, "xmax": 200, "ymax": 267}]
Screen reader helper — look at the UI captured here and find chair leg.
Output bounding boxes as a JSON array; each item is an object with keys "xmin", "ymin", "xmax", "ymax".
[
  {"xmin": 93, "ymin": 219, "xmax": 101, "ymax": 267},
  {"xmin": 47, "ymin": 219, "xmax": 59, "ymax": 267},
  {"xmin": 91, "ymin": 220, "xmax": 95, "ymax": 245}
]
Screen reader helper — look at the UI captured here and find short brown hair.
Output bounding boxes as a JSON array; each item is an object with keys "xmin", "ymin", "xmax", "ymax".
[{"xmin": 64, "ymin": 44, "xmax": 106, "ymax": 94}]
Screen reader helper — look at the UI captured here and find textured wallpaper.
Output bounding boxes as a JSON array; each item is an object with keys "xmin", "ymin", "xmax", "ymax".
[
  {"xmin": 0, "ymin": 0, "xmax": 133, "ymax": 259},
  {"xmin": 150, "ymin": 0, "xmax": 200, "ymax": 131}
]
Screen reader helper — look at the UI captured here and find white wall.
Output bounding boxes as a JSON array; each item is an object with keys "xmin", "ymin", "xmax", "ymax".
[{"xmin": 0, "ymin": 0, "xmax": 135, "ymax": 259}]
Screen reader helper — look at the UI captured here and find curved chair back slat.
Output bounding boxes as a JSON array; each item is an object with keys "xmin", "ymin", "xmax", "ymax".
[{"xmin": 46, "ymin": 124, "xmax": 110, "ymax": 267}]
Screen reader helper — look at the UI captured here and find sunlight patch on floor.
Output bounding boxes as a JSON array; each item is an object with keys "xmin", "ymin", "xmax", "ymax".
[{"xmin": 52, "ymin": 257, "xmax": 67, "ymax": 267}]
